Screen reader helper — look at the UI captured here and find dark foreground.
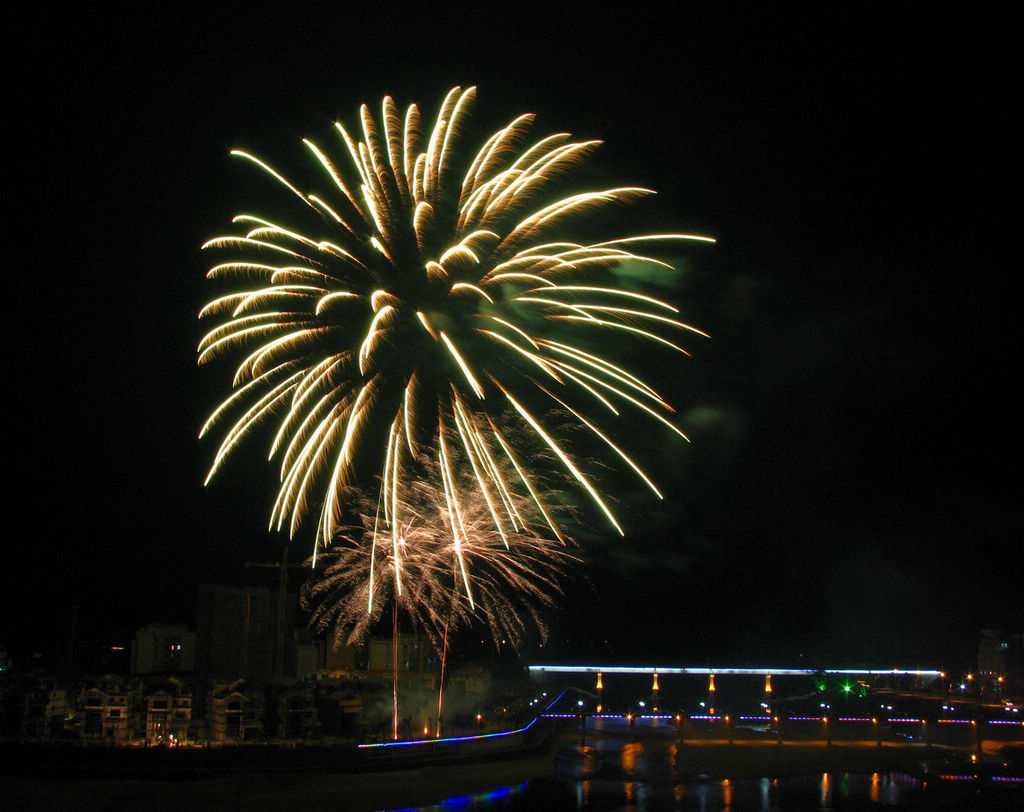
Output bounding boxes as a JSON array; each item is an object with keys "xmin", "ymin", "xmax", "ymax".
[{"xmin": 3, "ymin": 737, "xmax": 1021, "ymax": 811}]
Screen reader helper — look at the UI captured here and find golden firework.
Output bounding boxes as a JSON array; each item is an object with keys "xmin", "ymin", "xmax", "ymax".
[{"xmin": 199, "ymin": 86, "xmax": 711, "ymax": 585}]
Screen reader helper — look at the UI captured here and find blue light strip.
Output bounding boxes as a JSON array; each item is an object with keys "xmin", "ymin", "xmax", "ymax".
[
  {"xmin": 357, "ymin": 688, "xmax": 568, "ymax": 750},
  {"xmin": 543, "ymin": 711, "xmax": 1024, "ymax": 728},
  {"xmin": 358, "ymin": 720, "xmax": 536, "ymax": 749},
  {"xmin": 528, "ymin": 664, "xmax": 943, "ymax": 677},
  {"xmin": 542, "ymin": 688, "xmax": 569, "ymax": 712},
  {"xmin": 357, "ymin": 717, "xmax": 537, "ymax": 749}
]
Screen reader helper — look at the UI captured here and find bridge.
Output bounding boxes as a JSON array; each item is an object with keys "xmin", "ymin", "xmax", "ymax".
[{"xmin": 528, "ymin": 664, "xmax": 944, "ymax": 697}]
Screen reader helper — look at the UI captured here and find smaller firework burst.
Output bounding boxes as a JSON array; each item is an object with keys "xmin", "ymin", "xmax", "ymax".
[{"xmin": 302, "ymin": 449, "xmax": 579, "ymax": 655}]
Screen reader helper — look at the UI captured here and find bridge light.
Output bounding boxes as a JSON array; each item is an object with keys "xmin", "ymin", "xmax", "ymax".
[
  {"xmin": 596, "ymin": 672, "xmax": 603, "ymax": 691},
  {"xmin": 765, "ymin": 675, "xmax": 773, "ymax": 694},
  {"xmin": 652, "ymin": 673, "xmax": 660, "ymax": 691}
]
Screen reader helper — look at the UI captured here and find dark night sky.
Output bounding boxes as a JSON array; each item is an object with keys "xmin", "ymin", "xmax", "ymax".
[{"xmin": 6, "ymin": 4, "xmax": 1018, "ymax": 671}]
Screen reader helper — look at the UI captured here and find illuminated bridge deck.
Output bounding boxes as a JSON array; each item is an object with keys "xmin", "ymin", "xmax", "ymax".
[{"xmin": 529, "ymin": 665, "xmax": 944, "ymax": 677}]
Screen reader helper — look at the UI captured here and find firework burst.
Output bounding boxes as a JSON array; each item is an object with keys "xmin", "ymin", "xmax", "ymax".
[{"xmin": 199, "ymin": 86, "xmax": 711, "ymax": 580}]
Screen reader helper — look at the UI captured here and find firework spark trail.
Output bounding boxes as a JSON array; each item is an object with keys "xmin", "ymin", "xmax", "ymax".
[{"xmin": 199, "ymin": 86, "xmax": 712, "ymax": 588}]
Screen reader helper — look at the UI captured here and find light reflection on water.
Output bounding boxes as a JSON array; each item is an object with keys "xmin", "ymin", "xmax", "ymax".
[
  {"xmin": 414, "ymin": 738, "xmax": 1020, "ymax": 811},
  {"xmin": 420, "ymin": 770, "xmax": 978, "ymax": 810}
]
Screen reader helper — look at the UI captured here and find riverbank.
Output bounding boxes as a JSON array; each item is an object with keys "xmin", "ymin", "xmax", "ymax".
[{"xmin": 3, "ymin": 737, "xmax": 558, "ymax": 811}]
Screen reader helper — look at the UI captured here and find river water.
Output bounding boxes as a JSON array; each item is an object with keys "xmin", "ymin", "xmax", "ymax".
[
  {"xmin": 424, "ymin": 768, "xmax": 1018, "ymax": 810},
  {"xmin": 423, "ymin": 770, "xmax": 1012, "ymax": 810}
]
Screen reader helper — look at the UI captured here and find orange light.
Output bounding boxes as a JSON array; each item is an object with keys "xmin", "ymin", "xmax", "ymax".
[
  {"xmin": 596, "ymin": 672, "xmax": 603, "ymax": 691},
  {"xmin": 765, "ymin": 674, "xmax": 773, "ymax": 694},
  {"xmin": 652, "ymin": 673, "xmax": 660, "ymax": 691},
  {"xmin": 708, "ymin": 674, "xmax": 716, "ymax": 692}
]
